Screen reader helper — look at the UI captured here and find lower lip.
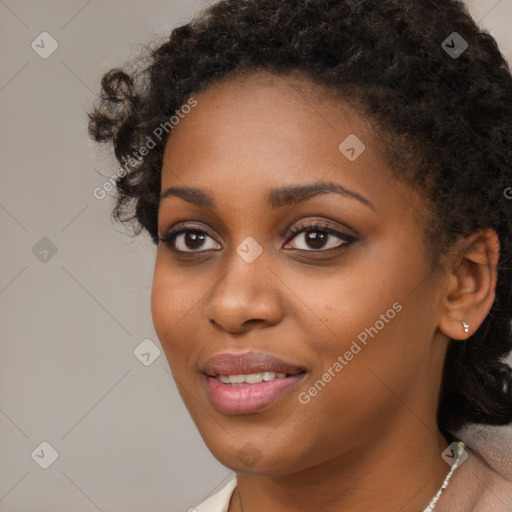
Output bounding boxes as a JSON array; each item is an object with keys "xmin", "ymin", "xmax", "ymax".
[{"xmin": 204, "ymin": 373, "xmax": 306, "ymax": 415}]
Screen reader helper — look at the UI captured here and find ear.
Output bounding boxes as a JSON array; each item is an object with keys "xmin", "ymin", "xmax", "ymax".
[{"xmin": 438, "ymin": 228, "xmax": 500, "ymax": 341}]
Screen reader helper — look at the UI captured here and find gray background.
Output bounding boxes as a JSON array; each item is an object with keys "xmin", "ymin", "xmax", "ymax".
[{"xmin": 1, "ymin": 1, "xmax": 511, "ymax": 511}]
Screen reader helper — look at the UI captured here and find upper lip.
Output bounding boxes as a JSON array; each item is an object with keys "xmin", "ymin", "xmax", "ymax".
[{"xmin": 202, "ymin": 351, "xmax": 307, "ymax": 376}]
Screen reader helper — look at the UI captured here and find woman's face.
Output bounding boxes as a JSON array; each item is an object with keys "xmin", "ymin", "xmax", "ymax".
[{"xmin": 151, "ymin": 71, "xmax": 450, "ymax": 474}]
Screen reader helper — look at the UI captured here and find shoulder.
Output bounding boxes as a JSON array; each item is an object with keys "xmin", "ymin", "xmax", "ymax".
[
  {"xmin": 443, "ymin": 445, "xmax": 512, "ymax": 512},
  {"xmin": 448, "ymin": 425, "xmax": 512, "ymax": 511},
  {"xmin": 470, "ymin": 464, "xmax": 512, "ymax": 512},
  {"xmin": 194, "ymin": 478, "xmax": 237, "ymax": 512}
]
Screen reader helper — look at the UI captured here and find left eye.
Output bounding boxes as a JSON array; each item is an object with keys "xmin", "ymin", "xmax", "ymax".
[{"xmin": 284, "ymin": 225, "xmax": 353, "ymax": 251}]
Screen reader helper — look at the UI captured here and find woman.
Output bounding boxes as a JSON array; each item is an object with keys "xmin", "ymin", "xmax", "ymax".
[{"xmin": 88, "ymin": 0, "xmax": 512, "ymax": 510}]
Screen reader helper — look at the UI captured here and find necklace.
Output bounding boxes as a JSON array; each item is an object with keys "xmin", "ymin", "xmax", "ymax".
[{"xmin": 422, "ymin": 441, "xmax": 466, "ymax": 512}]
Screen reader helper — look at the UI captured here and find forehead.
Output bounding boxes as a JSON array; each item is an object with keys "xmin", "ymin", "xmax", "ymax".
[
  {"xmin": 159, "ymin": 70, "xmax": 421, "ymax": 220},
  {"xmin": 165, "ymin": 70, "xmax": 378, "ymax": 146}
]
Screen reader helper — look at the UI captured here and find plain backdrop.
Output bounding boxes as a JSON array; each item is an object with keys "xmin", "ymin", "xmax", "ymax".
[{"xmin": 1, "ymin": 1, "xmax": 511, "ymax": 511}]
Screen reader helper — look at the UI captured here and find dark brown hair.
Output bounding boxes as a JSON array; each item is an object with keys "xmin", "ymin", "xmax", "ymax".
[{"xmin": 88, "ymin": 0, "xmax": 512, "ymax": 438}]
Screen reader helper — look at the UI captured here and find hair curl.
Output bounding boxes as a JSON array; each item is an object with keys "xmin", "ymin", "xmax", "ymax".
[{"xmin": 88, "ymin": 0, "xmax": 512, "ymax": 438}]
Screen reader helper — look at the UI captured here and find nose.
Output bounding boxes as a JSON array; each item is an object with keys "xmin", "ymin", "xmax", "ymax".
[{"xmin": 205, "ymin": 249, "xmax": 284, "ymax": 334}]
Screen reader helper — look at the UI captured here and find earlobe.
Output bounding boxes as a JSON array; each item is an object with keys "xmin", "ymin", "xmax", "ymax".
[{"xmin": 438, "ymin": 228, "xmax": 500, "ymax": 341}]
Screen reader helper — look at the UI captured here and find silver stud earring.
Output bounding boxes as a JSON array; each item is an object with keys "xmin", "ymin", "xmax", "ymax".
[{"xmin": 462, "ymin": 321, "xmax": 470, "ymax": 333}]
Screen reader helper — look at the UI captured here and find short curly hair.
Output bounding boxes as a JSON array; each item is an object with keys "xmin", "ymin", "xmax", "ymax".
[{"xmin": 88, "ymin": 0, "xmax": 512, "ymax": 438}]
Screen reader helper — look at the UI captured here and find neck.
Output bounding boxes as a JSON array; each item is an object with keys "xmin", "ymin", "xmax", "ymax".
[{"xmin": 230, "ymin": 419, "xmax": 451, "ymax": 512}]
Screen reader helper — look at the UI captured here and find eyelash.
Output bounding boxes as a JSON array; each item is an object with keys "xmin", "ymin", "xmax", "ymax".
[
  {"xmin": 158, "ymin": 221, "xmax": 356, "ymax": 255},
  {"xmin": 286, "ymin": 222, "xmax": 355, "ymax": 251}
]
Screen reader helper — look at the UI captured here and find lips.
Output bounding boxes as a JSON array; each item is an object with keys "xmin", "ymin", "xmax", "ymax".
[
  {"xmin": 202, "ymin": 351, "xmax": 306, "ymax": 376},
  {"xmin": 201, "ymin": 351, "xmax": 307, "ymax": 415}
]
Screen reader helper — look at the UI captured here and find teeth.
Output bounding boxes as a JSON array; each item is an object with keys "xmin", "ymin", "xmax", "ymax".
[
  {"xmin": 217, "ymin": 372, "xmax": 290, "ymax": 384},
  {"xmin": 245, "ymin": 373, "xmax": 263, "ymax": 384}
]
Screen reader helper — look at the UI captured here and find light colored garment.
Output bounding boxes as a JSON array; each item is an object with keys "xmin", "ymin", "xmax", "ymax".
[
  {"xmin": 194, "ymin": 478, "xmax": 237, "ymax": 512},
  {"xmin": 450, "ymin": 352, "xmax": 512, "ymax": 483},
  {"xmin": 455, "ymin": 423, "xmax": 512, "ymax": 482}
]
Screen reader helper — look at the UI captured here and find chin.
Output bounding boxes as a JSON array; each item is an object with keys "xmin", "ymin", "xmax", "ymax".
[{"xmin": 203, "ymin": 435, "xmax": 310, "ymax": 476}]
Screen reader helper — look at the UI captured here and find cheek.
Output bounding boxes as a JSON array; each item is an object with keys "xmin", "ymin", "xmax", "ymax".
[
  {"xmin": 307, "ymin": 288, "xmax": 432, "ymax": 423},
  {"xmin": 301, "ymin": 255, "xmax": 431, "ymax": 394},
  {"xmin": 303, "ymin": 270, "xmax": 396, "ymax": 352},
  {"xmin": 150, "ymin": 257, "xmax": 200, "ymax": 364}
]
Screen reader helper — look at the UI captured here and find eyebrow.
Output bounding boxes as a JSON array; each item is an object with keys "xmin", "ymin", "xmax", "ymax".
[{"xmin": 160, "ymin": 181, "xmax": 376, "ymax": 211}]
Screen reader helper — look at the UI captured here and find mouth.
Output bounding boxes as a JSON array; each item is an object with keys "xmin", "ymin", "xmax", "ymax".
[
  {"xmin": 201, "ymin": 351, "xmax": 307, "ymax": 415},
  {"xmin": 213, "ymin": 371, "xmax": 303, "ymax": 385}
]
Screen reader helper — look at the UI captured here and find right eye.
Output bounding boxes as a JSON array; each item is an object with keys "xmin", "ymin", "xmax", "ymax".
[{"xmin": 158, "ymin": 225, "xmax": 221, "ymax": 253}]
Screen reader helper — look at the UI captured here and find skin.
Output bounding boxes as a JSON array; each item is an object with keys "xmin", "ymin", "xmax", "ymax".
[{"xmin": 150, "ymin": 71, "xmax": 503, "ymax": 511}]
